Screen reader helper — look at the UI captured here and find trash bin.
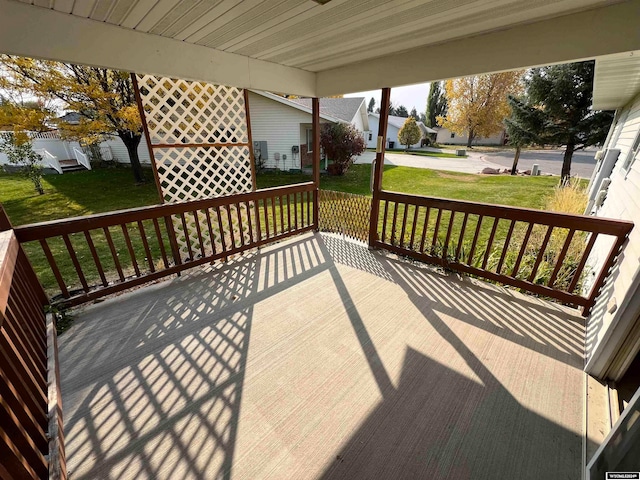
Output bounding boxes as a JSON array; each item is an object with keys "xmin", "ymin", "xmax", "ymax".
[{"xmin": 388, "ymin": 141, "xmax": 395, "ymax": 149}]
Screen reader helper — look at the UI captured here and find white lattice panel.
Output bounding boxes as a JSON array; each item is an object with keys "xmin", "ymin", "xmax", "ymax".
[
  {"xmin": 155, "ymin": 146, "xmax": 252, "ymax": 203},
  {"xmin": 136, "ymin": 74, "xmax": 248, "ymax": 145}
]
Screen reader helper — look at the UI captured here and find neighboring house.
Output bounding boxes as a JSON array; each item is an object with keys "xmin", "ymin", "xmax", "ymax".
[
  {"xmin": 434, "ymin": 126, "xmax": 507, "ymax": 146},
  {"xmin": 247, "ymin": 92, "xmax": 368, "ymax": 170},
  {"xmin": 583, "ymin": 51, "xmax": 640, "ymax": 388},
  {"xmin": 365, "ymin": 114, "xmax": 434, "ymax": 149}
]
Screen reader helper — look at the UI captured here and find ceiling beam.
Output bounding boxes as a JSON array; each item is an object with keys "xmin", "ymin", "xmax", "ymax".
[
  {"xmin": 316, "ymin": 0, "xmax": 640, "ymax": 96},
  {"xmin": 0, "ymin": 0, "xmax": 317, "ymax": 96}
]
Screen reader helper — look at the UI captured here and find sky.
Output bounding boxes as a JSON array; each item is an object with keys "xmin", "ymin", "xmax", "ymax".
[{"xmin": 344, "ymin": 82, "xmax": 431, "ymax": 114}]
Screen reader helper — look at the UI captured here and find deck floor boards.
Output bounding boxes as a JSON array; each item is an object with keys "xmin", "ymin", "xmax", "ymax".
[{"xmin": 59, "ymin": 232, "xmax": 585, "ymax": 479}]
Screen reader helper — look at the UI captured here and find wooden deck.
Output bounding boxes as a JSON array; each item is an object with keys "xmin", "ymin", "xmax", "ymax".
[{"xmin": 59, "ymin": 232, "xmax": 586, "ymax": 480}]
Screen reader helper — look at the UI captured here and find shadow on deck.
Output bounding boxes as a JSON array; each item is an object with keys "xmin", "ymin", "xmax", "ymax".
[{"xmin": 59, "ymin": 232, "xmax": 588, "ymax": 479}]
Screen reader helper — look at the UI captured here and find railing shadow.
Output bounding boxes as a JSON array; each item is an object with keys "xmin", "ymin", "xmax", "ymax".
[
  {"xmin": 59, "ymin": 233, "xmax": 329, "ymax": 479},
  {"xmin": 314, "ymin": 238, "xmax": 589, "ymax": 479}
]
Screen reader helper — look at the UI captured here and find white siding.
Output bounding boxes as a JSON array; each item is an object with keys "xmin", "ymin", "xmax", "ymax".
[
  {"xmin": 100, "ymin": 135, "xmax": 152, "ymax": 165},
  {"xmin": 0, "ymin": 137, "xmax": 73, "ymax": 165},
  {"xmin": 248, "ymin": 91, "xmax": 312, "ymax": 170},
  {"xmin": 366, "ymin": 114, "xmax": 422, "ymax": 149},
  {"xmin": 586, "ymin": 92, "xmax": 640, "ymax": 370}
]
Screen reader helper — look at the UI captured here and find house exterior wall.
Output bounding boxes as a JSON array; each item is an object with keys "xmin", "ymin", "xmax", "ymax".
[
  {"xmin": 366, "ymin": 114, "xmax": 422, "ymax": 149},
  {"xmin": 435, "ymin": 127, "xmax": 506, "ymax": 146},
  {"xmin": 585, "ymin": 92, "xmax": 640, "ymax": 378},
  {"xmin": 247, "ymin": 91, "xmax": 314, "ymax": 170},
  {"xmin": 101, "ymin": 135, "xmax": 152, "ymax": 165}
]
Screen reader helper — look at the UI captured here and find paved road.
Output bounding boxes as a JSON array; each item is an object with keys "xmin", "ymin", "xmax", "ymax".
[
  {"xmin": 479, "ymin": 149, "xmax": 598, "ymax": 178},
  {"xmin": 354, "ymin": 151, "xmax": 503, "ymax": 174}
]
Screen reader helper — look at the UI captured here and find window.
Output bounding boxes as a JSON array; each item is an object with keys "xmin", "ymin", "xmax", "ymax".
[
  {"xmin": 622, "ymin": 130, "xmax": 640, "ymax": 172},
  {"xmin": 306, "ymin": 128, "xmax": 313, "ymax": 152},
  {"xmin": 368, "ymin": 133, "xmax": 373, "ymax": 141},
  {"xmin": 450, "ymin": 132, "xmax": 455, "ymax": 138}
]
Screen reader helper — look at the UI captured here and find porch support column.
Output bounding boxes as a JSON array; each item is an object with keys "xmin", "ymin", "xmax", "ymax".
[
  {"xmin": 312, "ymin": 97, "xmax": 321, "ymax": 229},
  {"xmin": 368, "ymin": 87, "xmax": 391, "ymax": 247}
]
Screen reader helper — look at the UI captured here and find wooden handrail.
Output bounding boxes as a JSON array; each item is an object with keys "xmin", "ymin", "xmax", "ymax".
[
  {"xmin": 14, "ymin": 183, "xmax": 317, "ymax": 307},
  {"xmin": 375, "ymin": 190, "xmax": 633, "ymax": 316}
]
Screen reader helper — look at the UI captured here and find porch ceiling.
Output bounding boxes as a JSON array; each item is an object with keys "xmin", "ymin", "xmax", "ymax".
[
  {"xmin": 1, "ymin": 0, "xmax": 639, "ymax": 96},
  {"xmin": 592, "ymin": 51, "xmax": 640, "ymax": 110}
]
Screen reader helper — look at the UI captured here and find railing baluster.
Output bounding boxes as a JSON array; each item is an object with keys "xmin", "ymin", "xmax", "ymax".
[
  {"xmin": 179, "ymin": 213, "xmax": 194, "ymax": 261},
  {"xmin": 121, "ymin": 224, "xmax": 141, "ymax": 277},
  {"xmin": 153, "ymin": 218, "xmax": 170, "ymax": 269},
  {"xmin": 442, "ymin": 211, "xmax": 456, "ymax": 259},
  {"xmin": 568, "ymin": 232, "xmax": 598, "ymax": 293},
  {"xmin": 137, "ymin": 221, "xmax": 155, "ymax": 273},
  {"xmin": 431, "ymin": 209, "xmax": 442, "ymax": 253},
  {"xmin": 390, "ymin": 202, "xmax": 399, "ymax": 245},
  {"xmin": 548, "ymin": 229, "xmax": 575, "ymax": 287},
  {"xmin": 164, "ymin": 216, "xmax": 182, "ymax": 266},
  {"xmin": 419, "ymin": 207, "xmax": 431, "ymax": 253},
  {"xmin": 246, "ymin": 201, "xmax": 254, "ymax": 244},
  {"xmin": 271, "ymin": 195, "xmax": 277, "ymax": 237},
  {"xmin": 496, "ymin": 220, "xmax": 516, "ymax": 274},
  {"xmin": 511, "ymin": 223, "xmax": 534, "ymax": 278},
  {"xmin": 293, "ymin": 194, "xmax": 298, "ymax": 231},
  {"xmin": 306, "ymin": 190, "xmax": 311, "ymax": 227},
  {"xmin": 192, "ymin": 211, "xmax": 206, "ymax": 258},
  {"xmin": 204, "ymin": 208, "xmax": 217, "ymax": 255},
  {"xmin": 399, "ymin": 203, "xmax": 409, "ymax": 248},
  {"xmin": 84, "ymin": 230, "xmax": 108, "ymax": 286},
  {"xmin": 103, "ymin": 227, "xmax": 125, "ymax": 282},
  {"xmin": 236, "ymin": 203, "xmax": 245, "ymax": 247},
  {"xmin": 454, "ymin": 213, "xmax": 469, "ymax": 262},
  {"xmin": 286, "ymin": 194, "xmax": 292, "ymax": 233},
  {"xmin": 214, "ymin": 206, "xmax": 227, "ymax": 255},
  {"xmin": 263, "ymin": 199, "xmax": 270, "ymax": 239},
  {"xmin": 381, "ymin": 200, "xmax": 389, "ymax": 243},
  {"xmin": 279, "ymin": 195, "xmax": 285, "ymax": 235},
  {"xmin": 409, "ymin": 205, "xmax": 419, "ymax": 251},
  {"xmin": 254, "ymin": 200, "xmax": 262, "ymax": 242},
  {"xmin": 62, "ymin": 234, "xmax": 89, "ymax": 292},
  {"xmin": 467, "ymin": 216, "xmax": 484, "ymax": 265},
  {"xmin": 481, "ymin": 218, "xmax": 499, "ymax": 270},
  {"xmin": 528, "ymin": 226, "xmax": 554, "ymax": 282}
]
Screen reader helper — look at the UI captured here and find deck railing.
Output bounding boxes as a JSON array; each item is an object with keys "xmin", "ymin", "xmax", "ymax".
[
  {"xmin": 0, "ymin": 228, "xmax": 65, "ymax": 479},
  {"xmin": 373, "ymin": 190, "xmax": 633, "ymax": 315},
  {"xmin": 14, "ymin": 183, "xmax": 316, "ymax": 307}
]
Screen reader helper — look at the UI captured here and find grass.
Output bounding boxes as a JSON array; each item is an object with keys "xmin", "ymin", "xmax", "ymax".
[{"xmin": 1, "ymin": 164, "xmax": 569, "ymax": 297}]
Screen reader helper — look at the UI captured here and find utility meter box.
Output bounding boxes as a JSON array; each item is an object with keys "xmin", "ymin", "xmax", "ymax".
[
  {"xmin": 253, "ymin": 141, "xmax": 268, "ymax": 160},
  {"xmin": 292, "ymin": 145, "xmax": 300, "ymax": 154}
]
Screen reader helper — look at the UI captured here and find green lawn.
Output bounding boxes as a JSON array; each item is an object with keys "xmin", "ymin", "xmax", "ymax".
[
  {"xmin": 365, "ymin": 148, "xmax": 466, "ymax": 159},
  {"xmin": 0, "ymin": 164, "xmax": 565, "ymax": 296}
]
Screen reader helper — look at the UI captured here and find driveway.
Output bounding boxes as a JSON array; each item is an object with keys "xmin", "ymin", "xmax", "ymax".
[
  {"xmin": 354, "ymin": 151, "xmax": 503, "ymax": 174},
  {"xmin": 479, "ymin": 149, "xmax": 598, "ymax": 178}
]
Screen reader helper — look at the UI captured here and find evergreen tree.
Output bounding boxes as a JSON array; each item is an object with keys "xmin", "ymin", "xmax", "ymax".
[
  {"xmin": 395, "ymin": 105, "xmax": 409, "ymax": 118},
  {"xmin": 410, "ymin": 107, "xmax": 419, "ymax": 120},
  {"xmin": 505, "ymin": 61, "xmax": 613, "ymax": 184},
  {"xmin": 425, "ymin": 81, "xmax": 447, "ymax": 128},
  {"xmin": 367, "ymin": 98, "xmax": 376, "ymax": 113}
]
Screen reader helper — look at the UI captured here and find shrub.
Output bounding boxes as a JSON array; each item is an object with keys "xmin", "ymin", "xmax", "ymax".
[
  {"xmin": 320, "ymin": 123, "xmax": 365, "ymax": 176},
  {"xmin": 0, "ymin": 132, "xmax": 45, "ymax": 195}
]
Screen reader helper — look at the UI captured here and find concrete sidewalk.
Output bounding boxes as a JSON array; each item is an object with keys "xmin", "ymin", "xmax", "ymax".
[{"xmin": 354, "ymin": 150, "xmax": 504, "ymax": 174}]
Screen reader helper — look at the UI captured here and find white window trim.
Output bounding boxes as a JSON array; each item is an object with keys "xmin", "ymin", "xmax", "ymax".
[{"xmin": 306, "ymin": 128, "xmax": 313, "ymax": 153}]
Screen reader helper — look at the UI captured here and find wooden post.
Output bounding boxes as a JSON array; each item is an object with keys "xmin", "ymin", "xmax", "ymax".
[
  {"xmin": 243, "ymin": 89, "xmax": 257, "ymax": 191},
  {"xmin": 131, "ymin": 73, "xmax": 165, "ymax": 204},
  {"xmin": 368, "ymin": 88, "xmax": 391, "ymax": 247},
  {"xmin": 0, "ymin": 203, "xmax": 12, "ymax": 231},
  {"xmin": 312, "ymin": 97, "xmax": 321, "ymax": 229}
]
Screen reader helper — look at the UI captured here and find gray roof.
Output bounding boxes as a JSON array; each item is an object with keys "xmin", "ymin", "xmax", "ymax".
[
  {"xmin": 290, "ymin": 97, "xmax": 364, "ymax": 123},
  {"xmin": 56, "ymin": 112, "xmax": 82, "ymax": 124},
  {"xmin": 370, "ymin": 113, "xmax": 436, "ymax": 134}
]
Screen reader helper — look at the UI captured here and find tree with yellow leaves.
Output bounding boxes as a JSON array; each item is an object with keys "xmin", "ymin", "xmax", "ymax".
[
  {"xmin": 0, "ymin": 56, "xmax": 146, "ymax": 183},
  {"xmin": 437, "ymin": 71, "xmax": 523, "ymax": 148}
]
